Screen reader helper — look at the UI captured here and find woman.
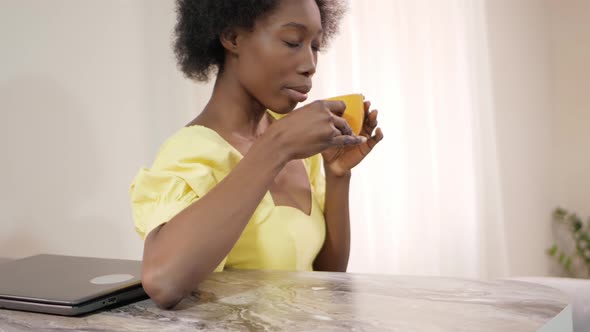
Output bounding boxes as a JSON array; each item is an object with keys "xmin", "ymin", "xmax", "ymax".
[{"xmin": 130, "ymin": 0, "xmax": 383, "ymax": 309}]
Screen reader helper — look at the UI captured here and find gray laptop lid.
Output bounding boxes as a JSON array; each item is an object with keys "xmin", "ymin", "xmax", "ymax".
[{"xmin": 0, "ymin": 254, "xmax": 143, "ymax": 306}]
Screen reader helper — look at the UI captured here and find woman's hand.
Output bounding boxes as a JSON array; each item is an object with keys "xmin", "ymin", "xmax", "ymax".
[
  {"xmin": 263, "ymin": 100, "xmax": 365, "ymax": 163},
  {"xmin": 321, "ymin": 100, "xmax": 384, "ymax": 176}
]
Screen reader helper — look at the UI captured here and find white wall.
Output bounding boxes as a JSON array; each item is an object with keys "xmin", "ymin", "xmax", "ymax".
[
  {"xmin": 484, "ymin": 0, "xmax": 590, "ymax": 276},
  {"xmin": 0, "ymin": 0, "xmax": 212, "ymax": 259},
  {"xmin": 485, "ymin": 0, "xmax": 556, "ymax": 276},
  {"xmin": 2, "ymin": 0, "xmax": 586, "ymax": 278},
  {"xmin": 547, "ymin": 0, "xmax": 590, "ymax": 219}
]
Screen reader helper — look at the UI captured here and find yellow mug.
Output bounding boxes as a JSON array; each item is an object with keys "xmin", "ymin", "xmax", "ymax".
[{"xmin": 326, "ymin": 94, "xmax": 365, "ymax": 135}]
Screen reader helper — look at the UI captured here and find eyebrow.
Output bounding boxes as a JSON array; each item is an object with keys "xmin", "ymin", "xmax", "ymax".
[{"xmin": 281, "ymin": 22, "xmax": 323, "ymax": 35}]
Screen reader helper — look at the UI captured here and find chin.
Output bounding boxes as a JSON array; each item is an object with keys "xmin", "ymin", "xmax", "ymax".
[{"xmin": 267, "ymin": 100, "xmax": 298, "ymax": 115}]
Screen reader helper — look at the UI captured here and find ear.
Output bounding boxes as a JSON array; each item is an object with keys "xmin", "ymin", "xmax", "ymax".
[{"xmin": 219, "ymin": 28, "xmax": 241, "ymax": 55}]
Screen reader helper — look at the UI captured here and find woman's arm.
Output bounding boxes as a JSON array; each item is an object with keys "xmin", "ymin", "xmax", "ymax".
[
  {"xmin": 141, "ymin": 100, "xmax": 358, "ymax": 309},
  {"xmin": 314, "ymin": 100, "xmax": 383, "ymax": 272},
  {"xmin": 313, "ymin": 170, "xmax": 351, "ymax": 272},
  {"xmin": 141, "ymin": 134, "xmax": 287, "ymax": 309}
]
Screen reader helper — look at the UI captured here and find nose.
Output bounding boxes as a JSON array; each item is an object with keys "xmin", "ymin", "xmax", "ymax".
[{"xmin": 297, "ymin": 46, "xmax": 317, "ymax": 77}]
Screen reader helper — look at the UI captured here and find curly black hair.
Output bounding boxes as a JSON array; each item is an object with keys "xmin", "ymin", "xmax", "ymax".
[{"xmin": 174, "ymin": 0, "xmax": 347, "ymax": 82}]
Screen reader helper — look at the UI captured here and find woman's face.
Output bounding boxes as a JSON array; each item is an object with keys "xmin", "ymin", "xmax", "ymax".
[{"xmin": 232, "ymin": 0, "xmax": 323, "ymax": 113}]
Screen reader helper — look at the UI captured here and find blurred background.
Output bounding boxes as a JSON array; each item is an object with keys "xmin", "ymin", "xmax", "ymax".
[{"xmin": 1, "ymin": 0, "xmax": 588, "ymax": 280}]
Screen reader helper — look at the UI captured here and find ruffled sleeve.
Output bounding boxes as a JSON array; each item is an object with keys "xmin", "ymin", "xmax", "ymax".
[
  {"xmin": 129, "ymin": 169, "xmax": 227, "ymax": 272},
  {"xmin": 130, "ymin": 127, "xmax": 242, "ymax": 272},
  {"xmin": 130, "ymin": 169, "xmax": 200, "ymax": 240},
  {"xmin": 129, "ymin": 127, "xmax": 238, "ymax": 240}
]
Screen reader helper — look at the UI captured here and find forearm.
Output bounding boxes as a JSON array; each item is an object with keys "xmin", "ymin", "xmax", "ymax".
[
  {"xmin": 313, "ymin": 170, "xmax": 351, "ymax": 272},
  {"xmin": 142, "ymin": 134, "xmax": 287, "ymax": 307}
]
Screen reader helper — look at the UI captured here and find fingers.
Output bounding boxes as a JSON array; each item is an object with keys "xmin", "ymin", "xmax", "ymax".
[
  {"xmin": 331, "ymin": 115, "xmax": 353, "ymax": 136},
  {"xmin": 362, "ymin": 109, "xmax": 379, "ymax": 137},
  {"xmin": 323, "ymin": 100, "xmax": 346, "ymax": 117},
  {"xmin": 357, "ymin": 127, "xmax": 384, "ymax": 156},
  {"xmin": 330, "ymin": 135, "xmax": 367, "ymax": 147},
  {"xmin": 364, "ymin": 100, "xmax": 371, "ymax": 115},
  {"xmin": 370, "ymin": 127, "xmax": 384, "ymax": 148},
  {"xmin": 367, "ymin": 109, "xmax": 378, "ymax": 129},
  {"xmin": 329, "ymin": 115, "xmax": 366, "ymax": 147},
  {"xmin": 368, "ymin": 110, "xmax": 378, "ymax": 127},
  {"xmin": 319, "ymin": 98, "xmax": 381, "ymax": 149}
]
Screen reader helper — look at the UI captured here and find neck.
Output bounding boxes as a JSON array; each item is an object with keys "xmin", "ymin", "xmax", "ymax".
[{"xmin": 196, "ymin": 70, "xmax": 271, "ymax": 139}]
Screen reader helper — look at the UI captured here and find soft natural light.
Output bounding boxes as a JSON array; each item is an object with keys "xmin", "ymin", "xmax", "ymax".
[{"xmin": 309, "ymin": 0, "xmax": 508, "ymax": 278}]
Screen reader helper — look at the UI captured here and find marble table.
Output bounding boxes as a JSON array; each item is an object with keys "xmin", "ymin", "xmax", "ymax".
[{"xmin": 0, "ymin": 268, "xmax": 572, "ymax": 332}]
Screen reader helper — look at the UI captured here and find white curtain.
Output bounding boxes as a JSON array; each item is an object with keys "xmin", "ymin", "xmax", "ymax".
[{"xmin": 308, "ymin": 0, "xmax": 509, "ymax": 278}]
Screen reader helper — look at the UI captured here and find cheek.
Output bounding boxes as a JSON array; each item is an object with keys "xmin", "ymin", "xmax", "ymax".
[{"xmin": 239, "ymin": 44, "xmax": 291, "ymax": 92}]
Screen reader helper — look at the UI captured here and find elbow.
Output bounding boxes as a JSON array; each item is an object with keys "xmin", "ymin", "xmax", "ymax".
[{"xmin": 141, "ymin": 268, "xmax": 185, "ymax": 310}]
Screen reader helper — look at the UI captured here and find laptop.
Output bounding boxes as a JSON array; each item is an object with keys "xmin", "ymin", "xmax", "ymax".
[{"xmin": 0, "ymin": 254, "xmax": 147, "ymax": 316}]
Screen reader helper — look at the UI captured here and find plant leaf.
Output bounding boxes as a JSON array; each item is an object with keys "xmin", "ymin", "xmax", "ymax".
[{"xmin": 553, "ymin": 207, "xmax": 568, "ymax": 221}]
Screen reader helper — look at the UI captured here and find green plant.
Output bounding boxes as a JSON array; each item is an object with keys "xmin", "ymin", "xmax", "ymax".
[{"xmin": 547, "ymin": 207, "xmax": 590, "ymax": 277}]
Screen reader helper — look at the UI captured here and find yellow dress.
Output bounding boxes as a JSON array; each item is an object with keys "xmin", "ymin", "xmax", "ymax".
[{"xmin": 129, "ymin": 125, "xmax": 326, "ymax": 272}]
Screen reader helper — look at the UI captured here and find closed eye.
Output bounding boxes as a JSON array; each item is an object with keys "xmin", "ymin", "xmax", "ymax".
[
  {"xmin": 284, "ymin": 41, "xmax": 300, "ymax": 48},
  {"xmin": 283, "ymin": 40, "xmax": 320, "ymax": 52}
]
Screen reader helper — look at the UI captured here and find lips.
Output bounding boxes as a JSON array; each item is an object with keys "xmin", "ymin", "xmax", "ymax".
[{"xmin": 284, "ymin": 85, "xmax": 312, "ymax": 103}]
